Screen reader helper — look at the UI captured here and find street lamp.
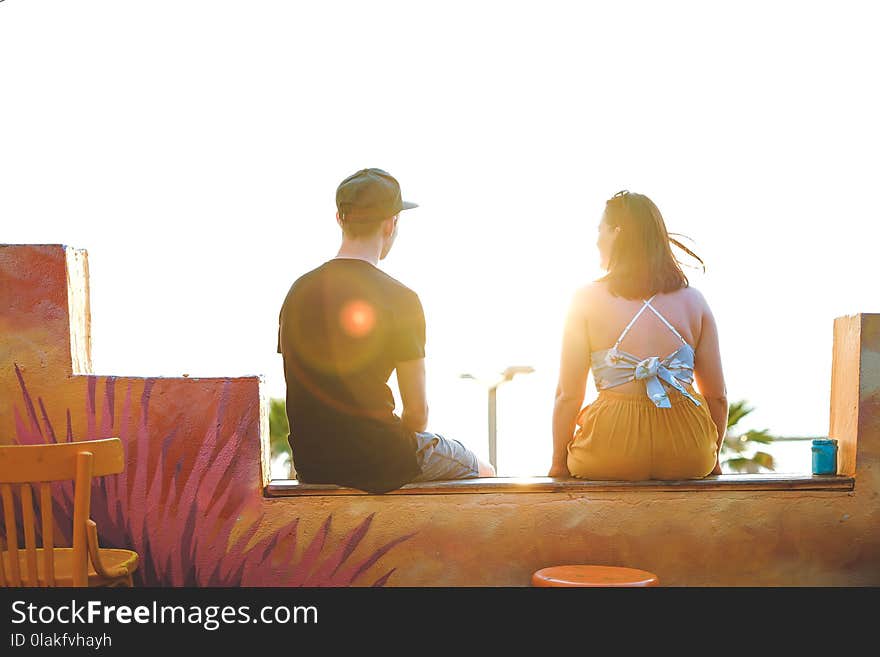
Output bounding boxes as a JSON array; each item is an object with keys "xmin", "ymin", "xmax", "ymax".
[{"xmin": 460, "ymin": 365, "xmax": 535, "ymax": 473}]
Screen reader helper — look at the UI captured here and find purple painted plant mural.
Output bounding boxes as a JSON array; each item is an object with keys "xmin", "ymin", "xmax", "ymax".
[{"xmin": 8, "ymin": 365, "xmax": 415, "ymax": 586}]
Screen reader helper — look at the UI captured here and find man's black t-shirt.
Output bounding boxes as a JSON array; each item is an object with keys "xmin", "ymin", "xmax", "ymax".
[{"xmin": 277, "ymin": 258, "xmax": 424, "ymax": 493}]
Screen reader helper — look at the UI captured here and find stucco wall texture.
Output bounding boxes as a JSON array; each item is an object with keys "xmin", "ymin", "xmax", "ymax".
[{"xmin": 2, "ymin": 244, "xmax": 878, "ymax": 586}]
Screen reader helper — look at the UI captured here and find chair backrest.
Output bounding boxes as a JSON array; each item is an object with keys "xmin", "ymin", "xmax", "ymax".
[{"xmin": 0, "ymin": 438, "xmax": 124, "ymax": 587}]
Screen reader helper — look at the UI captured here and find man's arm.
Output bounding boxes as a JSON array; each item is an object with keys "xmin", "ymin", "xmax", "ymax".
[
  {"xmin": 396, "ymin": 358, "xmax": 428, "ymax": 433},
  {"xmin": 392, "ymin": 290, "xmax": 428, "ymax": 433}
]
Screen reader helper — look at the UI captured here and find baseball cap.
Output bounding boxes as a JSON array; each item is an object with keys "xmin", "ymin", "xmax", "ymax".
[{"xmin": 336, "ymin": 168, "xmax": 418, "ymax": 222}]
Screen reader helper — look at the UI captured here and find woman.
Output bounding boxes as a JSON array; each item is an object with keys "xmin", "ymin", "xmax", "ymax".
[{"xmin": 550, "ymin": 190, "xmax": 728, "ymax": 480}]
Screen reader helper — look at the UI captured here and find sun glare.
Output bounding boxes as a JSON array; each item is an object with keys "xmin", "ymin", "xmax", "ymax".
[{"xmin": 340, "ymin": 300, "xmax": 376, "ymax": 338}]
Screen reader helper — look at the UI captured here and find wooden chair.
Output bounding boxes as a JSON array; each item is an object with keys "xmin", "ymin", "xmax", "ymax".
[{"xmin": 0, "ymin": 438, "xmax": 139, "ymax": 587}]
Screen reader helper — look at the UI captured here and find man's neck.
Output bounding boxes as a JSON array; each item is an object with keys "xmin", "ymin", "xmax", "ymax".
[{"xmin": 335, "ymin": 239, "xmax": 381, "ymax": 266}]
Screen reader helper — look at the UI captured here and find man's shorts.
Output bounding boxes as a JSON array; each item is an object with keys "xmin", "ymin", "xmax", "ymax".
[{"xmin": 411, "ymin": 431, "xmax": 481, "ymax": 482}]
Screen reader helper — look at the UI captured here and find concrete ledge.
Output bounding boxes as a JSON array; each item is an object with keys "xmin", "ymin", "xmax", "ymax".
[{"xmin": 265, "ymin": 473, "xmax": 856, "ymax": 496}]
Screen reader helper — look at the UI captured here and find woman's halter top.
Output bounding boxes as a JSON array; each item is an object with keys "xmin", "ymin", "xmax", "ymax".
[{"xmin": 590, "ymin": 295, "xmax": 700, "ymax": 409}]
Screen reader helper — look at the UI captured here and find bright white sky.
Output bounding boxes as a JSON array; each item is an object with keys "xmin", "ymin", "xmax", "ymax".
[{"xmin": 3, "ymin": 1, "xmax": 878, "ymax": 475}]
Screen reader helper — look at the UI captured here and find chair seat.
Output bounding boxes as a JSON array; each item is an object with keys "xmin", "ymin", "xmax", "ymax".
[
  {"xmin": 2, "ymin": 548, "xmax": 139, "ymax": 587},
  {"xmin": 532, "ymin": 565, "xmax": 659, "ymax": 587}
]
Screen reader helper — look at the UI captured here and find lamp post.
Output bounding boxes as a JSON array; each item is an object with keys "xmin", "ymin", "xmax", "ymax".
[{"xmin": 460, "ymin": 365, "xmax": 535, "ymax": 473}]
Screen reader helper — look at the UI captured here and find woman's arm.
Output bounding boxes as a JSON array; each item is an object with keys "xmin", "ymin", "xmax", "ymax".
[
  {"xmin": 550, "ymin": 288, "xmax": 591, "ymax": 477},
  {"xmin": 692, "ymin": 292, "xmax": 728, "ymax": 474}
]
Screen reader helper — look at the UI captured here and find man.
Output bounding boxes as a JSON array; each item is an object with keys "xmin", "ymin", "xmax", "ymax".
[{"xmin": 277, "ymin": 168, "xmax": 494, "ymax": 493}]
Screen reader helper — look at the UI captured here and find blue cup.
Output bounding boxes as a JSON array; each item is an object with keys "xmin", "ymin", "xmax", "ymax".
[{"xmin": 811, "ymin": 438, "xmax": 838, "ymax": 475}]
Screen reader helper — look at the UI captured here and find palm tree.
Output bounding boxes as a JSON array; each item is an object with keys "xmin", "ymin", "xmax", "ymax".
[
  {"xmin": 269, "ymin": 397, "xmax": 293, "ymax": 478},
  {"xmin": 721, "ymin": 400, "xmax": 776, "ymax": 473}
]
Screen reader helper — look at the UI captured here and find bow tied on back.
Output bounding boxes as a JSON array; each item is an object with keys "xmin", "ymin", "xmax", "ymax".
[
  {"xmin": 634, "ymin": 356, "xmax": 661, "ymax": 380},
  {"xmin": 605, "ymin": 348, "xmax": 701, "ymax": 409}
]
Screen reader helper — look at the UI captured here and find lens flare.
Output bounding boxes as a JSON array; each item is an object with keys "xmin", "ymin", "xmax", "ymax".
[{"xmin": 340, "ymin": 299, "xmax": 376, "ymax": 337}]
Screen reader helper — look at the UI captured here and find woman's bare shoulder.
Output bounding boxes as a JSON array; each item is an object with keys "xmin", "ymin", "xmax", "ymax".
[
  {"xmin": 678, "ymin": 285, "xmax": 711, "ymax": 311},
  {"xmin": 572, "ymin": 281, "xmax": 606, "ymax": 310},
  {"xmin": 677, "ymin": 287, "xmax": 715, "ymax": 342}
]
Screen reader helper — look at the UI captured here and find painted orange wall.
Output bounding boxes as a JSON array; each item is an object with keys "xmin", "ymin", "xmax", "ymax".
[{"xmin": 2, "ymin": 244, "xmax": 878, "ymax": 585}]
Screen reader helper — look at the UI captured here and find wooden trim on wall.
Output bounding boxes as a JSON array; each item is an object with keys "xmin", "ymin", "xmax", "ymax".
[
  {"xmin": 65, "ymin": 246, "xmax": 92, "ymax": 376},
  {"xmin": 830, "ymin": 315, "xmax": 861, "ymax": 476},
  {"xmin": 265, "ymin": 474, "xmax": 855, "ymax": 497}
]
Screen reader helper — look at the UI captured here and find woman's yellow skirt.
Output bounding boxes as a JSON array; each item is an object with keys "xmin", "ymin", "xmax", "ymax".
[{"xmin": 567, "ymin": 388, "xmax": 719, "ymax": 481}]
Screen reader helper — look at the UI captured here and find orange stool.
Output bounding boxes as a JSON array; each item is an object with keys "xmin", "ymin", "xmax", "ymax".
[{"xmin": 531, "ymin": 565, "xmax": 659, "ymax": 587}]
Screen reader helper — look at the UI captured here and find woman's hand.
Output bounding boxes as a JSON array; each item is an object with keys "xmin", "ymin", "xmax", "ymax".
[
  {"xmin": 710, "ymin": 460, "xmax": 722, "ymax": 475},
  {"xmin": 548, "ymin": 462, "xmax": 570, "ymax": 478}
]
